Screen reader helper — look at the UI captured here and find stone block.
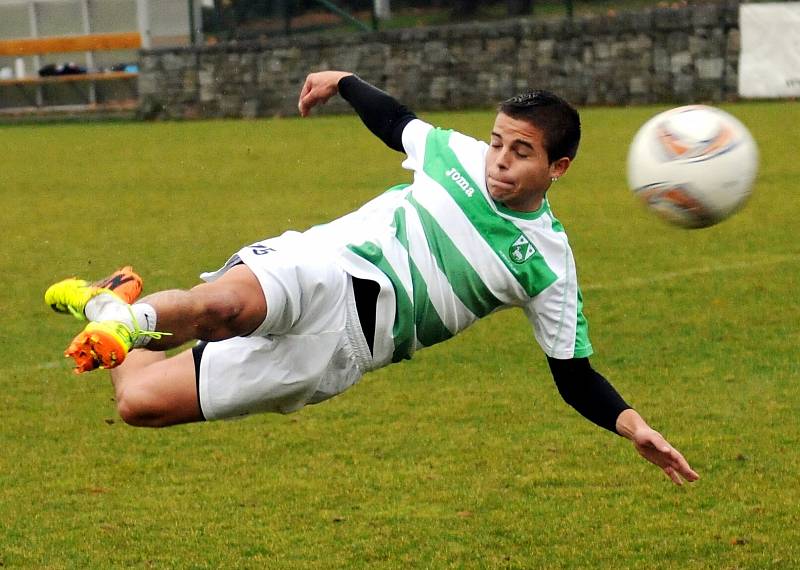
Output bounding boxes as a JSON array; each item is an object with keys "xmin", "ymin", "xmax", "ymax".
[
  {"xmin": 537, "ymin": 39, "xmax": 555, "ymax": 63},
  {"xmin": 594, "ymin": 41, "xmax": 611, "ymax": 60},
  {"xmin": 241, "ymin": 99, "xmax": 259, "ymax": 119},
  {"xmin": 629, "ymin": 76, "xmax": 648, "ymax": 95},
  {"xmin": 424, "ymin": 41, "xmax": 449, "ymax": 64},
  {"xmin": 667, "ymin": 31, "xmax": 689, "ymax": 52},
  {"xmin": 137, "ymin": 74, "xmax": 158, "ymax": 96},
  {"xmin": 628, "ymin": 33, "xmax": 653, "ymax": 52},
  {"xmin": 689, "ymin": 32, "xmax": 710, "ymax": 55},
  {"xmin": 726, "ymin": 28, "xmax": 740, "ymax": 54},
  {"xmin": 673, "ymin": 73, "xmax": 694, "ymax": 96},
  {"xmin": 671, "ymin": 51, "xmax": 693, "ymax": 75},
  {"xmin": 696, "ymin": 57, "xmax": 724, "ymax": 80},
  {"xmin": 219, "ymin": 94, "xmax": 242, "ymax": 117},
  {"xmin": 653, "ymin": 47, "xmax": 670, "ymax": 74},
  {"xmin": 486, "ymin": 37, "xmax": 517, "ymax": 57},
  {"xmin": 162, "ymin": 52, "xmax": 187, "ymax": 72},
  {"xmin": 139, "ymin": 55, "xmax": 160, "ymax": 73},
  {"xmin": 182, "ymin": 72, "xmax": 198, "ymax": 92}
]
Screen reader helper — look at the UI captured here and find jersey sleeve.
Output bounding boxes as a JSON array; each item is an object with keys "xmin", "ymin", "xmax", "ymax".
[
  {"xmin": 401, "ymin": 120, "xmax": 490, "ymax": 188},
  {"xmin": 400, "ymin": 118, "xmax": 434, "ymax": 172},
  {"xmin": 523, "ymin": 280, "xmax": 593, "ymax": 360}
]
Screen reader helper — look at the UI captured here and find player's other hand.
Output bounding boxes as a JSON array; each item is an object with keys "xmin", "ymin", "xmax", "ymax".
[
  {"xmin": 616, "ymin": 409, "xmax": 700, "ymax": 486},
  {"xmin": 298, "ymin": 71, "xmax": 353, "ymax": 117}
]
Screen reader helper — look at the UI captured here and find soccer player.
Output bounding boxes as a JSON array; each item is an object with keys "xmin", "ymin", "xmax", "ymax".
[{"xmin": 46, "ymin": 71, "xmax": 698, "ymax": 485}]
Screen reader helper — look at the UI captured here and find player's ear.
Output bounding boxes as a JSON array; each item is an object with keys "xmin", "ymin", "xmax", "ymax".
[{"xmin": 550, "ymin": 157, "xmax": 571, "ymax": 179}]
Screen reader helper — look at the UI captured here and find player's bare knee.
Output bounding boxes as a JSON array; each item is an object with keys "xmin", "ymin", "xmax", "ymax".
[
  {"xmin": 116, "ymin": 385, "xmax": 170, "ymax": 428},
  {"xmin": 188, "ymin": 286, "xmax": 244, "ymax": 334},
  {"xmin": 191, "ymin": 284, "xmax": 261, "ymax": 339},
  {"xmin": 205, "ymin": 289, "xmax": 245, "ymax": 324}
]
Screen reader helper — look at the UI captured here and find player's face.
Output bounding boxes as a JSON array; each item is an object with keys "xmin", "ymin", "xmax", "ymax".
[{"xmin": 485, "ymin": 113, "xmax": 570, "ymax": 212}]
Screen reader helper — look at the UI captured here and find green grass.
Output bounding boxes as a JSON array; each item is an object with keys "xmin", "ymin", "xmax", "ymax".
[{"xmin": 1, "ymin": 101, "xmax": 798, "ymax": 568}]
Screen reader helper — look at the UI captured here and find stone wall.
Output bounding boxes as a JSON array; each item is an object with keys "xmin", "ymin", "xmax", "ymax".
[{"xmin": 138, "ymin": 1, "xmax": 741, "ymax": 119}]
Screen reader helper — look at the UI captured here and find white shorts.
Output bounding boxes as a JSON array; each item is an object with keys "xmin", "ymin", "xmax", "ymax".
[{"xmin": 195, "ymin": 232, "xmax": 373, "ymax": 420}]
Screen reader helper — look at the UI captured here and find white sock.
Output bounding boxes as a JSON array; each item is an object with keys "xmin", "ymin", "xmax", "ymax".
[
  {"xmin": 84, "ymin": 293, "xmax": 129, "ymax": 323},
  {"xmin": 130, "ymin": 303, "xmax": 157, "ymax": 348},
  {"xmin": 84, "ymin": 294, "xmax": 158, "ymax": 348}
]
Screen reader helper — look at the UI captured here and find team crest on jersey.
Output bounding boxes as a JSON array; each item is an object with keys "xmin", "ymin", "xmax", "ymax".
[{"xmin": 509, "ymin": 234, "xmax": 536, "ymax": 264}]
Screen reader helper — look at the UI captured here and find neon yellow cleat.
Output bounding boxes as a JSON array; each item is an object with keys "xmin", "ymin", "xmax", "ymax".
[
  {"xmin": 45, "ymin": 266, "xmax": 142, "ymax": 320},
  {"xmin": 65, "ymin": 321, "xmax": 135, "ymax": 373}
]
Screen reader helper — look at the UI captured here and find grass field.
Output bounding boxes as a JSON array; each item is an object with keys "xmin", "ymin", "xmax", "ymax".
[{"xmin": 1, "ymin": 100, "xmax": 798, "ymax": 568}]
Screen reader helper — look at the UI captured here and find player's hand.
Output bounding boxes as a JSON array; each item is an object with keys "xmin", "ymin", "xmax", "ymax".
[
  {"xmin": 298, "ymin": 71, "xmax": 353, "ymax": 117},
  {"xmin": 630, "ymin": 428, "xmax": 699, "ymax": 485},
  {"xmin": 616, "ymin": 409, "xmax": 699, "ymax": 486}
]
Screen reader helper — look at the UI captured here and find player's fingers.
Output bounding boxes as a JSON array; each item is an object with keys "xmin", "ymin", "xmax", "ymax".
[
  {"xmin": 299, "ymin": 92, "xmax": 320, "ymax": 117},
  {"xmin": 299, "ymin": 75, "xmax": 313, "ymax": 99},
  {"xmin": 299, "ymin": 89, "xmax": 331, "ymax": 117},
  {"xmin": 663, "ymin": 465, "xmax": 683, "ymax": 486},
  {"xmin": 665, "ymin": 447, "xmax": 699, "ymax": 482},
  {"xmin": 672, "ymin": 457, "xmax": 700, "ymax": 482},
  {"xmin": 298, "ymin": 77, "xmax": 314, "ymax": 116}
]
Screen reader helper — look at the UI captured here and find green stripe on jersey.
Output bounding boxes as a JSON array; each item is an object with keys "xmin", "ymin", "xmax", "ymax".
[
  {"xmin": 573, "ymin": 287, "xmax": 593, "ymax": 357},
  {"xmin": 393, "ymin": 207, "xmax": 454, "ymax": 347},
  {"xmin": 422, "ymin": 129, "xmax": 558, "ymax": 297},
  {"xmin": 406, "ymin": 194, "xmax": 502, "ymax": 318},
  {"xmin": 347, "ymin": 241, "xmax": 415, "ymax": 362}
]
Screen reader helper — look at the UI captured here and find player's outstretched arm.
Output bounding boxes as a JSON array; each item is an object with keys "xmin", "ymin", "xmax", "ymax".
[
  {"xmin": 547, "ymin": 357, "xmax": 699, "ymax": 486},
  {"xmin": 615, "ymin": 408, "xmax": 700, "ymax": 485},
  {"xmin": 298, "ymin": 71, "xmax": 417, "ymax": 152}
]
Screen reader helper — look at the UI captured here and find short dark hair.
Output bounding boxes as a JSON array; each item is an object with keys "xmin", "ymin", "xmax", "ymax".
[{"xmin": 499, "ymin": 90, "xmax": 581, "ymax": 163}]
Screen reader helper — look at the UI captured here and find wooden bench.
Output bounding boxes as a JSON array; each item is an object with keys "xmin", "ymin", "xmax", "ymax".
[{"xmin": 0, "ymin": 32, "xmax": 141, "ymax": 113}]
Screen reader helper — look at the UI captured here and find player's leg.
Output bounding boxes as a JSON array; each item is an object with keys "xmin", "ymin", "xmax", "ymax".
[
  {"xmin": 107, "ymin": 255, "xmax": 363, "ymax": 426},
  {"xmin": 132, "ymin": 264, "xmax": 267, "ymax": 350},
  {"xmin": 48, "ymin": 264, "xmax": 268, "ymax": 372},
  {"xmin": 109, "ymin": 348, "xmax": 203, "ymax": 427}
]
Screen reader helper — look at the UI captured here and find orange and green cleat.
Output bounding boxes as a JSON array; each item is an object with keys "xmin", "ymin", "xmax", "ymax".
[
  {"xmin": 45, "ymin": 266, "xmax": 142, "ymax": 320},
  {"xmin": 65, "ymin": 321, "xmax": 135, "ymax": 373}
]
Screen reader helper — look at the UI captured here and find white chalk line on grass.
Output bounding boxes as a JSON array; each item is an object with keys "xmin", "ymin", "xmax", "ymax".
[
  {"xmin": 583, "ymin": 252, "xmax": 800, "ymax": 292},
  {"xmin": 2, "ymin": 359, "xmax": 69, "ymax": 375},
  {"xmin": 7, "ymin": 253, "xmax": 800, "ymax": 374}
]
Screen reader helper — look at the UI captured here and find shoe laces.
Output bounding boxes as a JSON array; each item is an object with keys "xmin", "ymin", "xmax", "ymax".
[{"xmin": 126, "ymin": 305, "xmax": 172, "ymax": 344}]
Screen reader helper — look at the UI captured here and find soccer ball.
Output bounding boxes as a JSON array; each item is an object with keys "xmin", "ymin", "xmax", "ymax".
[{"xmin": 626, "ymin": 105, "xmax": 759, "ymax": 229}]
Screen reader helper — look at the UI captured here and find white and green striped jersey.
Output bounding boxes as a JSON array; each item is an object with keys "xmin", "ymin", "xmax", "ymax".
[{"xmin": 308, "ymin": 118, "xmax": 593, "ymax": 368}]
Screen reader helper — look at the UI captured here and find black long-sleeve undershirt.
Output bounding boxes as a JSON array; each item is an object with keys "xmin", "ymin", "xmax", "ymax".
[
  {"xmin": 547, "ymin": 357, "xmax": 632, "ymax": 435},
  {"xmin": 338, "ymin": 74, "xmax": 417, "ymax": 152}
]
